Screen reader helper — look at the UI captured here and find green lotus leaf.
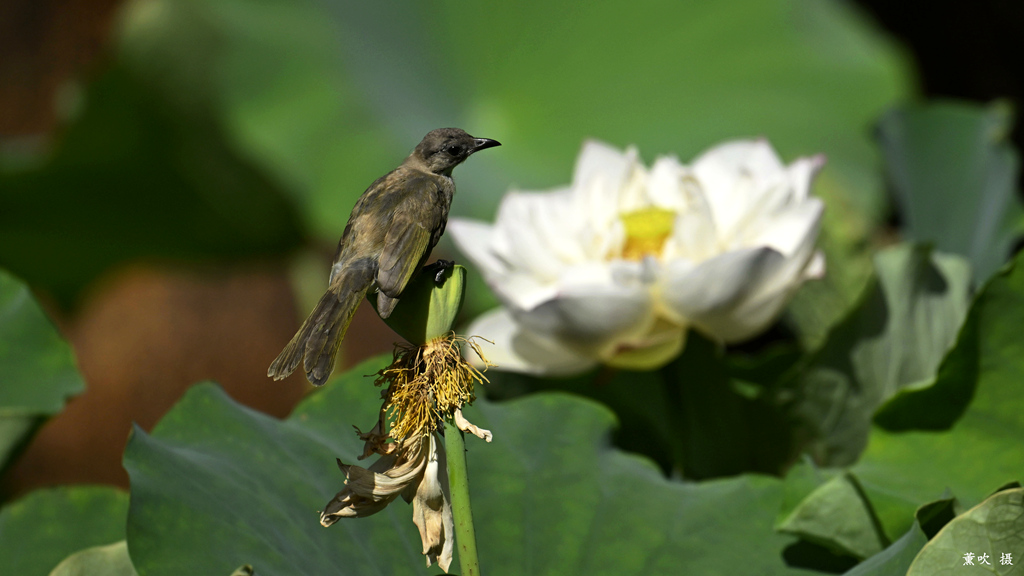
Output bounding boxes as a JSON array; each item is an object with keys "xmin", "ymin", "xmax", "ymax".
[
  {"xmin": 0, "ymin": 486, "xmax": 129, "ymax": 576},
  {"xmin": 123, "ymin": 356, "xmax": 813, "ymax": 575},
  {"xmin": 877, "ymin": 101, "xmax": 1024, "ymax": 283},
  {"xmin": 906, "ymin": 487, "xmax": 1024, "ymax": 575},
  {"xmin": 795, "ymin": 244, "xmax": 972, "ymax": 466},
  {"xmin": 47, "ymin": 541, "xmax": 137, "ymax": 576},
  {"xmin": 853, "ymin": 249, "xmax": 1024, "ymax": 539},
  {"xmin": 0, "ymin": 269, "xmax": 84, "ymax": 469}
]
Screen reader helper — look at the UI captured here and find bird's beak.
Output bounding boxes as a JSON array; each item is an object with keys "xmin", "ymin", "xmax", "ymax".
[{"xmin": 471, "ymin": 138, "xmax": 501, "ymax": 153}]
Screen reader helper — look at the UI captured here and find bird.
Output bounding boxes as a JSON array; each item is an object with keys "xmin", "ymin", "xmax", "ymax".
[{"xmin": 268, "ymin": 128, "xmax": 500, "ymax": 386}]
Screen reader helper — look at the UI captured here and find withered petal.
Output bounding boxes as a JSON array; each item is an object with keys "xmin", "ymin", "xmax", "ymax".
[
  {"xmin": 411, "ymin": 435, "xmax": 454, "ymax": 572},
  {"xmin": 454, "ymin": 408, "xmax": 493, "ymax": 442},
  {"xmin": 320, "ymin": 435, "xmax": 429, "ymax": 523}
]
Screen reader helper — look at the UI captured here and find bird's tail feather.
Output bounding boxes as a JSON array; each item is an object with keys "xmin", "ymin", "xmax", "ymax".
[{"xmin": 268, "ymin": 278, "xmax": 369, "ymax": 387}]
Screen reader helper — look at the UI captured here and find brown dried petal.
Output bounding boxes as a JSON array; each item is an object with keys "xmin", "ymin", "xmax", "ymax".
[
  {"xmin": 320, "ymin": 435, "xmax": 428, "ymax": 525},
  {"xmin": 411, "ymin": 434, "xmax": 454, "ymax": 572},
  {"xmin": 354, "ymin": 419, "xmax": 396, "ymax": 459},
  {"xmin": 454, "ymin": 408, "xmax": 493, "ymax": 443}
]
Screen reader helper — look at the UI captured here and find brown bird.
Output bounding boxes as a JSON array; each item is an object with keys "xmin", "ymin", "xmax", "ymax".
[{"xmin": 268, "ymin": 128, "xmax": 500, "ymax": 386}]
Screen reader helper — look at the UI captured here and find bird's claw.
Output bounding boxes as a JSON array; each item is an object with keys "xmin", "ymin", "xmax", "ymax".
[{"xmin": 426, "ymin": 259, "xmax": 455, "ymax": 284}]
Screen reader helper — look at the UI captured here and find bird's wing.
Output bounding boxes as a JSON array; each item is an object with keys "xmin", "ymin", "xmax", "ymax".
[{"xmin": 376, "ymin": 177, "xmax": 442, "ymax": 298}]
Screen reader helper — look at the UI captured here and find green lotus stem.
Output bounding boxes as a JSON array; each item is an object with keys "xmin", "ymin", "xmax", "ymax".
[{"xmin": 445, "ymin": 418, "xmax": 481, "ymax": 576}]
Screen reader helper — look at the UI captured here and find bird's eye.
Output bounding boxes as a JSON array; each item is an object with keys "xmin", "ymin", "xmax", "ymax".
[{"xmin": 445, "ymin": 144, "xmax": 464, "ymax": 156}]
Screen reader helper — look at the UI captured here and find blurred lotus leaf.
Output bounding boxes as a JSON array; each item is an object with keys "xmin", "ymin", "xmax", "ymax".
[
  {"xmin": 0, "ymin": 486, "xmax": 129, "ymax": 576},
  {"xmin": 0, "ymin": 269, "xmax": 84, "ymax": 469},
  {"xmin": 878, "ymin": 101, "xmax": 1024, "ymax": 283}
]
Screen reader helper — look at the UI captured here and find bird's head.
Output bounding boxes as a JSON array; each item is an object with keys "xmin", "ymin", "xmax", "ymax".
[{"xmin": 413, "ymin": 128, "xmax": 501, "ymax": 175}]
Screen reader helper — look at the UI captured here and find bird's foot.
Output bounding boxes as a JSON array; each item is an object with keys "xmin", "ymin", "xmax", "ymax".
[{"xmin": 425, "ymin": 259, "xmax": 455, "ymax": 284}]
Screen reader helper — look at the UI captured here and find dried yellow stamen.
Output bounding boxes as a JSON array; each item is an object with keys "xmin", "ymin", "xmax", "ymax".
[
  {"xmin": 619, "ymin": 207, "xmax": 676, "ymax": 260},
  {"xmin": 373, "ymin": 334, "xmax": 492, "ymax": 442}
]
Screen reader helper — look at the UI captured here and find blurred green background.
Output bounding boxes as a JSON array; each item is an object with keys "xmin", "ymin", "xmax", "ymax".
[{"xmin": 2, "ymin": 0, "xmax": 911, "ymax": 307}]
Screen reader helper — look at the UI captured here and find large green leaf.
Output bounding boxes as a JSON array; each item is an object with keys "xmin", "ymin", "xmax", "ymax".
[
  {"xmin": 795, "ymin": 244, "xmax": 972, "ymax": 466},
  {"xmin": 840, "ymin": 497, "xmax": 956, "ymax": 576},
  {"xmin": 877, "ymin": 102, "xmax": 1024, "ymax": 283},
  {"xmin": 0, "ymin": 486, "xmax": 129, "ymax": 576},
  {"xmin": 45, "ymin": 542, "xmax": 252, "ymax": 576},
  {"xmin": 906, "ymin": 487, "xmax": 1024, "ymax": 575},
  {"xmin": 841, "ymin": 523, "xmax": 927, "ymax": 576},
  {"xmin": 48, "ymin": 542, "xmax": 138, "ymax": 576},
  {"xmin": 853, "ymin": 249, "xmax": 1024, "ymax": 539},
  {"xmin": 484, "ymin": 365, "xmax": 682, "ymax": 475},
  {"xmin": 0, "ymin": 269, "xmax": 84, "ymax": 470},
  {"xmin": 778, "ymin": 472, "xmax": 888, "ymax": 560},
  {"xmin": 124, "ymin": 356, "xmax": 813, "ymax": 575},
  {"xmin": 873, "ymin": 275, "xmax": 982, "ymax": 432},
  {"xmin": 485, "ymin": 332, "xmax": 806, "ymax": 480}
]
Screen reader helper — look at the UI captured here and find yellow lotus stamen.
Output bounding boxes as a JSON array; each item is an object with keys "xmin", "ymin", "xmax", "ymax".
[
  {"xmin": 373, "ymin": 334, "xmax": 492, "ymax": 442},
  {"xmin": 619, "ymin": 207, "xmax": 676, "ymax": 260}
]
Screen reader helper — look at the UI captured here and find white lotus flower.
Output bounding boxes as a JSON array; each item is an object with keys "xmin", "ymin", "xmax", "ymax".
[{"xmin": 449, "ymin": 138, "xmax": 825, "ymax": 375}]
